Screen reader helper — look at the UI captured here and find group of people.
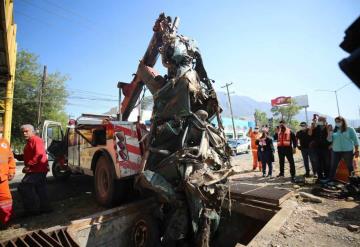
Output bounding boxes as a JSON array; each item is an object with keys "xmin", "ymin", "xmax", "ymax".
[
  {"xmin": 296, "ymin": 116, "xmax": 359, "ymax": 185},
  {"xmin": 247, "ymin": 120, "xmax": 297, "ymax": 181},
  {"xmin": 0, "ymin": 124, "xmax": 50, "ymax": 229},
  {"xmin": 247, "ymin": 116, "xmax": 359, "ymax": 184}
]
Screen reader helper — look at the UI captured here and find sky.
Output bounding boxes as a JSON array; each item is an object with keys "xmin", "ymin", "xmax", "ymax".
[{"xmin": 14, "ymin": 0, "xmax": 360, "ymax": 120}]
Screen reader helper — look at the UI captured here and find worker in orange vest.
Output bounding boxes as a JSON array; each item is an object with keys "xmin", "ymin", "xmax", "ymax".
[
  {"xmin": 247, "ymin": 127, "xmax": 262, "ymax": 171},
  {"xmin": 0, "ymin": 131, "xmax": 16, "ymax": 228},
  {"xmin": 274, "ymin": 120, "xmax": 297, "ymax": 182}
]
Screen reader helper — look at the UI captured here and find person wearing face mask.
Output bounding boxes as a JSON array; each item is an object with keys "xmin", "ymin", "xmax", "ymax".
[
  {"xmin": 309, "ymin": 116, "xmax": 331, "ymax": 180},
  {"xmin": 273, "ymin": 120, "xmax": 297, "ymax": 182},
  {"xmin": 256, "ymin": 131, "xmax": 275, "ymax": 178},
  {"xmin": 296, "ymin": 122, "xmax": 317, "ymax": 177},
  {"xmin": 247, "ymin": 127, "xmax": 262, "ymax": 171},
  {"xmin": 327, "ymin": 116, "xmax": 359, "ymax": 183}
]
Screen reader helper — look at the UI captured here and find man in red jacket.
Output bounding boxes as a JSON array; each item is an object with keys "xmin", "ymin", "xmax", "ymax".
[{"xmin": 17, "ymin": 124, "xmax": 51, "ymax": 216}]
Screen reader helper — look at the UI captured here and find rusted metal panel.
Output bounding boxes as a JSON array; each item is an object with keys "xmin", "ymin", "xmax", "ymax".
[
  {"xmin": 37, "ymin": 231, "xmax": 62, "ymax": 247},
  {"xmin": 230, "ymin": 183, "xmax": 292, "ymax": 206},
  {"xmin": 230, "ymin": 183, "xmax": 261, "ymax": 194},
  {"xmin": 1, "ymin": 228, "xmax": 79, "ymax": 247}
]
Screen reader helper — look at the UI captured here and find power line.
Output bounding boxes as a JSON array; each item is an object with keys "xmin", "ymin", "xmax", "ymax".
[
  {"xmin": 0, "ymin": 97, "xmax": 114, "ymax": 109},
  {"xmin": 15, "ymin": 10, "xmax": 78, "ymax": 35},
  {"xmin": 69, "ymin": 95, "xmax": 118, "ymax": 101},
  {"xmin": 18, "ymin": 0, "xmax": 95, "ymax": 31},
  {"xmin": 43, "ymin": 0, "xmax": 97, "ymax": 26},
  {"xmin": 14, "ymin": 80, "xmax": 119, "ymax": 98},
  {"xmin": 67, "ymin": 88, "xmax": 118, "ymax": 97}
]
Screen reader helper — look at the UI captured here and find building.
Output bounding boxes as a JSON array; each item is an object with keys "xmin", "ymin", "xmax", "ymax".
[{"xmin": 220, "ymin": 117, "xmax": 255, "ymax": 139}]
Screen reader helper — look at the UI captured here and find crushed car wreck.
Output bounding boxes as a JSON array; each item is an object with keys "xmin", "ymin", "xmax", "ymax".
[{"xmin": 119, "ymin": 13, "xmax": 234, "ymax": 246}]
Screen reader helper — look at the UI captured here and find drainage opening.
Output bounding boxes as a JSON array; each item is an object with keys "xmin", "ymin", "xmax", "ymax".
[{"xmin": 212, "ymin": 209, "xmax": 275, "ymax": 246}]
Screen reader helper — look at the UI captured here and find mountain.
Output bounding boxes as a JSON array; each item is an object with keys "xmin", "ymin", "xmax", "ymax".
[
  {"xmin": 217, "ymin": 92, "xmax": 360, "ymax": 126},
  {"xmin": 104, "ymin": 93, "xmax": 360, "ymax": 127},
  {"xmin": 217, "ymin": 93, "xmax": 272, "ymax": 118}
]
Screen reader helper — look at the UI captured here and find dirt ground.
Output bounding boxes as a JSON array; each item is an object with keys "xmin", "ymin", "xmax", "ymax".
[
  {"xmin": 1, "ymin": 152, "xmax": 360, "ymax": 246},
  {"xmin": 231, "ymin": 152, "xmax": 360, "ymax": 247},
  {"xmin": 0, "ymin": 173, "xmax": 105, "ymax": 240}
]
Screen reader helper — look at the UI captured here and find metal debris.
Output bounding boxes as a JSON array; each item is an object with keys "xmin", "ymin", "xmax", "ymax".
[{"xmin": 133, "ymin": 13, "xmax": 233, "ymax": 246}]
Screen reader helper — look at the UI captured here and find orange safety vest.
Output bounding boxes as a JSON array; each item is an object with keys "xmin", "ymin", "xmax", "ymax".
[
  {"xmin": 0, "ymin": 138, "xmax": 15, "ymax": 182},
  {"xmin": 278, "ymin": 128, "xmax": 291, "ymax": 147}
]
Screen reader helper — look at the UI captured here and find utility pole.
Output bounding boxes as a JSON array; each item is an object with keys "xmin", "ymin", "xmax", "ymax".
[
  {"xmin": 221, "ymin": 82, "xmax": 236, "ymax": 139},
  {"xmin": 316, "ymin": 83, "xmax": 351, "ymax": 117},
  {"xmin": 37, "ymin": 65, "xmax": 47, "ymax": 128},
  {"xmin": 334, "ymin": 91, "xmax": 340, "ymax": 116}
]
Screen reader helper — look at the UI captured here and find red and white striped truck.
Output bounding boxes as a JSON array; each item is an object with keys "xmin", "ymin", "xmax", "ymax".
[{"xmin": 43, "ymin": 114, "xmax": 148, "ymax": 207}]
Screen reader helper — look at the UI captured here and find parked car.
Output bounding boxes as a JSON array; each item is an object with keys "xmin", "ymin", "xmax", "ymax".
[
  {"xmin": 227, "ymin": 139, "xmax": 250, "ymax": 155},
  {"xmin": 237, "ymin": 138, "xmax": 250, "ymax": 154}
]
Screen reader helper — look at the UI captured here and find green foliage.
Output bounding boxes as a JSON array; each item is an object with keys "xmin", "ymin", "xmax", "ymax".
[
  {"xmin": 254, "ymin": 109, "xmax": 268, "ymax": 127},
  {"xmin": 271, "ymin": 100, "xmax": 302, "ymax": 131},
  {"xmin": 141, "ymin": 95, "xmax": 153, "ymax": 110},
  {"xmin": 11, "ymin": 50, "xmax": 69, "ymax": 149}
]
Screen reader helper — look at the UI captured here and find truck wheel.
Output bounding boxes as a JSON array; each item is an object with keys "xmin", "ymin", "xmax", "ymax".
[
  {"xmin": 52, "ymin": 160, "xmax": 71, "ymax": 181},
  {"xmin": 94, "ymin": 155, "xmax": 118, "ymax": 207},
  {"xmin": 131, "ymin": 216, "xmax": 160, "ymax": 247}
]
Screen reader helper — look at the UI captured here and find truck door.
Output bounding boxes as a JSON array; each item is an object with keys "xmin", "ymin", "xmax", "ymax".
[
  {"xmin": 67, "ymin": 126, "xmax": 80, "ymax": 167},
  {"xmin": 42, "ymin": 120, "xmax": 64, "ymax": 161}
]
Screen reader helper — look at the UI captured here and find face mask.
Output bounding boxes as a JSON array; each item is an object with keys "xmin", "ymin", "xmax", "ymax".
[
  {"xmin": 336, "ymin": 122, "xmax": 342, "ymax": 128},
  {"xmin": 301, "ymin": 126, "xmax": 306, "ymax": 130},
  {"xmin": 317, "ymin": 122, "xmax": 324, "ymax": 126}
]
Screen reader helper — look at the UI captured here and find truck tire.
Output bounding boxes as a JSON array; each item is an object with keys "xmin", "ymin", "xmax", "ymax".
[
  {"xmin": 52, "ymin": 160, "xmax": 71, "ymax": 181},
  {"xmin": 94, "ymin": 155, "xmax": 119, "ymax": 207},
  {"xmin": 131, "ymin": 215, "xmax": 160, "ymax": 247}
]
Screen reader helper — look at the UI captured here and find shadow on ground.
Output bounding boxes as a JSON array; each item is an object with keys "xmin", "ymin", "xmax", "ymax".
[{"xmin": 313, "ymin": 204, "xmax": 360, "ymax": 230}]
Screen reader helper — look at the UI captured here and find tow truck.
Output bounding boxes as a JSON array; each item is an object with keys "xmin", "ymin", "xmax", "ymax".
[
  {"xmin": 42, "ymin": 13, "xmax": 181, "ymax": 207},
  {"xmin": 43, "ymin": 114, "xmax": 146, "ymax": 207}
]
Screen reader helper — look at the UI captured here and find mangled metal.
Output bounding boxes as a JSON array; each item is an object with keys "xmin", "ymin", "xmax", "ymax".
[{"xmin": 129, "ymin": 13, "xmax": 233, "ymax": 246}]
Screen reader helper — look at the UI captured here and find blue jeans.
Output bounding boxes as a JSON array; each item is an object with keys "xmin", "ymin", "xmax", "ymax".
[
  {"xmin": 329, "ymin": 151, "xmax": 354, "ymax": 181},
  {"xmin": 301, "ymin": 148, "xmax": 317, "ymax": 175}
]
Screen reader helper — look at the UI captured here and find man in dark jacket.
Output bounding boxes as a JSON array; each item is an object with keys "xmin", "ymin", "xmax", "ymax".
[
  {"xmin": 17, "ymin": 124, "xmax": 51, "ymax": 216},
  {"xmin": 296, "ymin": 122, "xmax": 317, "ymax": 177},
  {"xmin": 309, "ymin": 117, "xmax": 331, "ymax": 180},
  {"xmin": 274, "ymin": 120, "xmax": 297, "ymax": 182}
]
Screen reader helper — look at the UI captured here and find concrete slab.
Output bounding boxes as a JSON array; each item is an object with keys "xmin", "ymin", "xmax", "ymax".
[{"xmin": 245, "ymin": 200, "xmax": 297, "ymax": 247}]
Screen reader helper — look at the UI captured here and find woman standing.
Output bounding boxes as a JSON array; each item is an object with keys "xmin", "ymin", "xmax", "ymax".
[
  {"xmin": 256, "ymin": 132, "xmax": 275, "ymax": 178},
  {"xmin": 327, "ymin": 116, "xmax": 359, "ymax": 182}
]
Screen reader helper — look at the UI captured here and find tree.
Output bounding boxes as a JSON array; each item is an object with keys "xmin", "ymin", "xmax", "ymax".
[
  {"xmin": 254, "ymin": 109, "xmax": 268, "ymax": 127},
  {"xmin": 141, "ymin": 95, "xmax": 153, "ymax": 110},
  {"xmin": 11, "ymin": 50, "xmax": 68, "ymax": 149},
  {"xmin": 271, "ymin": 100, "xmax": 302, "ymax": 130}
]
